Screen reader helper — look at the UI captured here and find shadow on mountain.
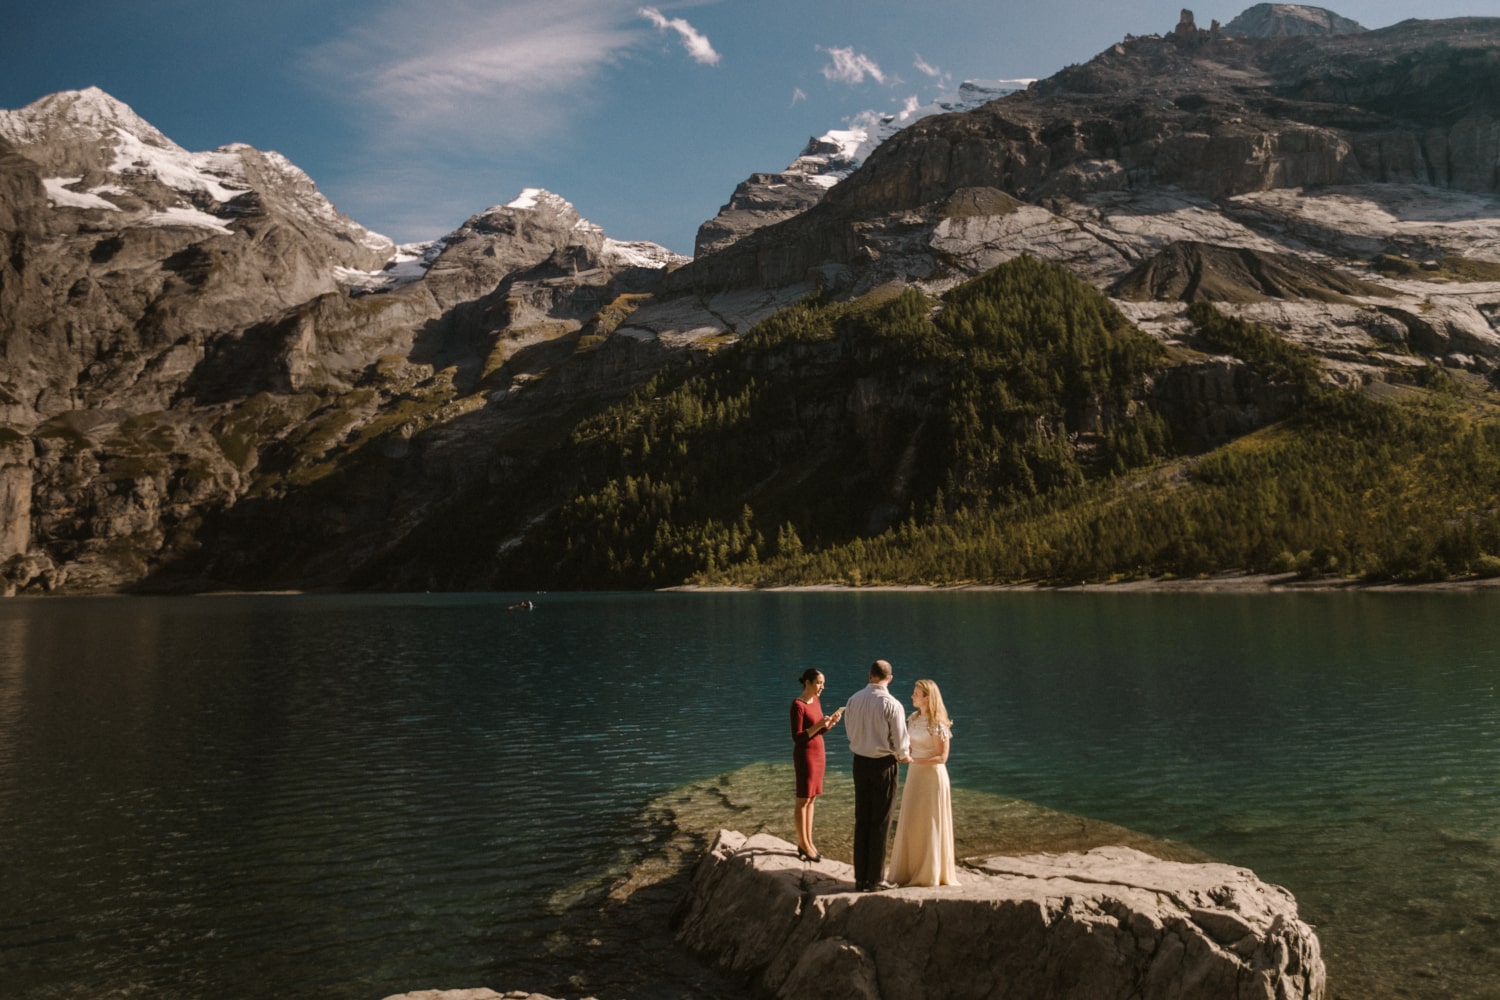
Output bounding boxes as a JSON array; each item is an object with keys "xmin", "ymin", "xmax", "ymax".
[
  {"xmin": 134, "ymin": 325, "xmax": 688, "ymax": 594},
  {"xmin": 1110, "ymin": 240, "xmax": 1394, "ymax": 303},
  {"xmin": 130, "ymin": 404, "xmax": 557, "ymax": 594},
  {"xmin": 178, "ymin": 319, "xmax": 297, "ymax": 405}
]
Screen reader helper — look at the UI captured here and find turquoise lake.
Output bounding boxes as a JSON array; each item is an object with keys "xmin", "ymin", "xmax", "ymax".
[{"xmin": 1, "ymin": 591, "xmax": 1497, "ymax": 998}]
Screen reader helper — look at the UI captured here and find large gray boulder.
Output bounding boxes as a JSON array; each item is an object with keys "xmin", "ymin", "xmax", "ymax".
[{"xmin": 676, "ymin": 830, "xmax": 1325, "ymax": 1000}]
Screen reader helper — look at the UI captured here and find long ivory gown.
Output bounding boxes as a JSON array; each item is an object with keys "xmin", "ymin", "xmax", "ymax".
[{"xmin": 886, "ymin": 716, "xmax": 958, "ymax": 886}]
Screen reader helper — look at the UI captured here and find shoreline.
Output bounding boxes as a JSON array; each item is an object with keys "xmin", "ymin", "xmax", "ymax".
[
  {"xmin": 666, "ymin": 570, "xmax": 1500, "ymax": 594},
  {"xmin": 14, "ymin": 572, "xmax": 1500, "ymax": 599}
]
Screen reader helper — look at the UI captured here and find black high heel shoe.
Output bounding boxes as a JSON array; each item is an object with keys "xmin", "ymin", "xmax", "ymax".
[{"xmin": 797, "ymin": 847, "xmax": 823, "ymax": 863}]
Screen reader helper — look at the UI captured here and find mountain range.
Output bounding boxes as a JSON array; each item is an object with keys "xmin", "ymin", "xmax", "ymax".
[{"xmin": 4, "ymin": 4, "xmax": 1500, "ymax": 595}]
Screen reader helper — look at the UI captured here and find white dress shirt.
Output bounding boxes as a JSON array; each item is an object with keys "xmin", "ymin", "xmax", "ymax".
[{"xmin": 844, "ymin": 682, "xmax": 910, "ymax": 759}]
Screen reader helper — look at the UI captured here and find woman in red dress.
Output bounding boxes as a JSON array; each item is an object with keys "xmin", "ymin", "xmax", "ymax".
[{"xmin": 791, "ymin": 668, "xmax": 844, "ymax": 862}]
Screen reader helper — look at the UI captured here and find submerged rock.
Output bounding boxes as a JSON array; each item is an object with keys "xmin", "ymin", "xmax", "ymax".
[
  {"xmin": 383, "ymin": 765, "xmax": 1311, "ymax": 1000},
  {"xmin": 677, "ymin": 828, "xmax": 1325, "ymax": 1000}
]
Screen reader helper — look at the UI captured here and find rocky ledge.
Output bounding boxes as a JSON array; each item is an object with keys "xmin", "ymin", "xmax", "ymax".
[
  {"xmin": 676, "ymin": 829, "xmax": 1325, "ymax": 1000},
  {"xmin": 383, "ymin": 992, "xmax": 576, "ymax": 1000}
]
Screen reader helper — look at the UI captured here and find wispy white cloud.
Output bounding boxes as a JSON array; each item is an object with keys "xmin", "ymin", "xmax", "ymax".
[
  {"xmin": 818, "ymin": 45, "xmax": 886, "ymax": 86},
  {"xmin": 790, "ymin": 87, "xmax": 808, "ymax": 107},
  {"xmin": 304, "ymin": 0, "xmax": 650, "ymax": 152},
  {"xmin": 913, "ymin": 53, "xmax": 954, "ymax": 93},
  {"xmin": 638, "ymin": 6, "xmax": 721, "ymax": 65}
]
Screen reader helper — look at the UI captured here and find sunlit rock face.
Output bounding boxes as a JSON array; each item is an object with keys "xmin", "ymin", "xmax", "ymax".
[
  {"xmin": 678, "ymin": 829, "xmax": 1326, "ymax": 1000},
  {"xmin": 674, "ymin": 13, "xmax": 1500, "ymax": 309},
  {"xmin": 1223, "ymin": 3, "xmax": 1366, "ymax": 37},
  {"xmin": 693, "ymin": 79, "xmax": 1031, "ymax": 257}
]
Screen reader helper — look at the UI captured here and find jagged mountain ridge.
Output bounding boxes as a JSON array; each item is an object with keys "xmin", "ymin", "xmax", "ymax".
[
  {"xmin": 675, "ymin": 10, "xmax": 1500, "ymax": 294},
  {"xmin": 4, "ymin": 7, "xmax": 1500, "ymax": 594},
  {"xmin": 695, "ymin": 79, "xmax": 1031, "ymax": 257},
  {"xmin": 0, "ymin": 88, "xmax": 715, "ymax": 592},
  {"xmin": 0, "ymin": 87, "xmax": 391, "ymax": 263},
  {"xmin": 668, "ymin": 9, "xmax": 1500, "ymax": 384}
]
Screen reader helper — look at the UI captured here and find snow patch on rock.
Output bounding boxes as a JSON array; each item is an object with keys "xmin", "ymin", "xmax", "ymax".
[{"xmin": 42, "ymin": 177, "xmax": 121, "ymax": 211}]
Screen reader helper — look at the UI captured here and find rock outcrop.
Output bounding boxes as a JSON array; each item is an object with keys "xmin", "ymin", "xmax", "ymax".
[
  {"xmin": 1111, "ymin": 241, "xmax": 1392, "ymax": 304},
  {"xmin": 676, "ymin": 830, "xmax": 1325, "ymax": 1000},
  {"xmin": 694, "ymin": 81, "xmax": 1029, "ymax": 258},
  {"xmin": 695, "ymin": 166, "xmax": 836, "ymax": 259},
  {"xmin": 1224, "ymin": 3, "xmax": 1365, "ymax": 37}
]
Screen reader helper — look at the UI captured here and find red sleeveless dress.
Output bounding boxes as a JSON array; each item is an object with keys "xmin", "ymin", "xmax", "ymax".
[{"xmin": 791, "ymin": 697, "xmax": 826, "ymax": 797}]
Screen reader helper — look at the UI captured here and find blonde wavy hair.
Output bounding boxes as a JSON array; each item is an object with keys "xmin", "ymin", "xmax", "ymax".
[{"xmin": 910, "ymin": 678, "xmax": 953, "ymax": 733}]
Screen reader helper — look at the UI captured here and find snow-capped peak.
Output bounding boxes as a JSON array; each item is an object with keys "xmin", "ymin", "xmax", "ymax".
[
  {"xmin": 0, "ymin": 86, "xmax": 176, "ymax": 150},
  {"xmin": 787, "ymin": 78, "xmax": 1035, "ymax": 187},
  {"xmin": 489, "ymin": 188, "xmax": 609, "ymax": 235},
  {"xmin": 506, "ymin": 188, "xmax": 547, "ymax": 210},
  {"xmin": 107, "ymin": 129, "xmax": 249, "ymax": 204},
  {"xmin": 501, "ymin": 187, "xmax": 580, "ymax": 216},
  {"xmin": 2, "ymin": 87, "xmax": 392, "ymax": 257}
]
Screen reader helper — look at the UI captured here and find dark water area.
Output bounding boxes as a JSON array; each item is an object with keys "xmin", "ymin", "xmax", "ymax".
[{"xmin": 1, "ymin": 591, "xmax": 1498, "ymax": 999}]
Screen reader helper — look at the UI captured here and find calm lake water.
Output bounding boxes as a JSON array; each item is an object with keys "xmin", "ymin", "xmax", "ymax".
[{"xmin": 1, "ymin": 591, "xmax": 1498, "ymax": 999}]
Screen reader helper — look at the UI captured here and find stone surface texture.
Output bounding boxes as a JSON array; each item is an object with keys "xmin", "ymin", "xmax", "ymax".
[
  {"xmin": 1223, "ymin": 3, "xmax": 1366, "ymax": 37},
  {"xmin": 676, "ymin": 829, "xmax": 1325, "ymax": 1000},
  {"xmin": 382, "ymin": 992, "xmax": 582, "ymax": 1000}
]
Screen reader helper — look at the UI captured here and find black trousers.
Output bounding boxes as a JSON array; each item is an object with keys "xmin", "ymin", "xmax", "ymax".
[{"xmin": 852, "ymin": 753, "xmax": 899, "ymax": 886}]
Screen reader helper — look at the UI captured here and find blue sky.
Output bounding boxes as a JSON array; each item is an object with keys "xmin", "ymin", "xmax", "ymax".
[{"xmin": 1, "ymin": 1, "xmax": 1484, "ymax": 255}]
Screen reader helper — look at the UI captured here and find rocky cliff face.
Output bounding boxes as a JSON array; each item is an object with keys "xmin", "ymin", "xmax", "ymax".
[
  {"xmin": 0, "ymin": 91, "xmax": 705, "ymax": 593},
  {"xmin": 1224, "ymin": 3, "xmax": 1366, "ymax": 36},
  {"xmin": 0, "ymin": 88, "xmax": 391, "ymax": 422},
  {"xmin": 671, "ymin": 14, "xmax": 1500, "ymax": 355},
  {"xmin": 694, "ymin": 80, "xmax": 1029, "ymax": 258},
  {"xmin": 694, "ymin": 167, "xmax": 833, "ymax": 259},
  {"xmin": 668, "ymin": 10, "xmax": 1500, "ymax": 416}
]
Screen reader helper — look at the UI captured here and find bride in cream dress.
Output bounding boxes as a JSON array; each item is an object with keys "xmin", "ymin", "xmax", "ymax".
[{"xmin": 886, "ymin": 678, "xmax": 958, "ymax": 887}]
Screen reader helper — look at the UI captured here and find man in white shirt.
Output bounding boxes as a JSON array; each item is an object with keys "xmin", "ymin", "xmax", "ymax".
[{"xmin": 844, "ymin": 659, "xmax": 910, "ymax": 891}]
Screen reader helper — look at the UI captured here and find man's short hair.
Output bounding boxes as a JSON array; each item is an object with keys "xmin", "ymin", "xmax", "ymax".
[{"xmin": 869, "ymin": 659, "xmax": 892, "ymax": 681}]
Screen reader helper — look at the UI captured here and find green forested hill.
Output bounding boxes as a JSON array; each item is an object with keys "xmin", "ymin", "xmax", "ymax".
[{"xmin": 475, "ymin": 256, "xmax": 1500, "ymax": 589}]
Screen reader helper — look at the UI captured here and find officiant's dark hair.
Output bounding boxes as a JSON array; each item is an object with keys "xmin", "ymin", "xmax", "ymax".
[
  {"xmin": 869, "ymin": 659, "xmax": 892, "ymax": 681},
  {"xmin": 799, "ymin": 668, "xmax": 822, "ymax": 686}
]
